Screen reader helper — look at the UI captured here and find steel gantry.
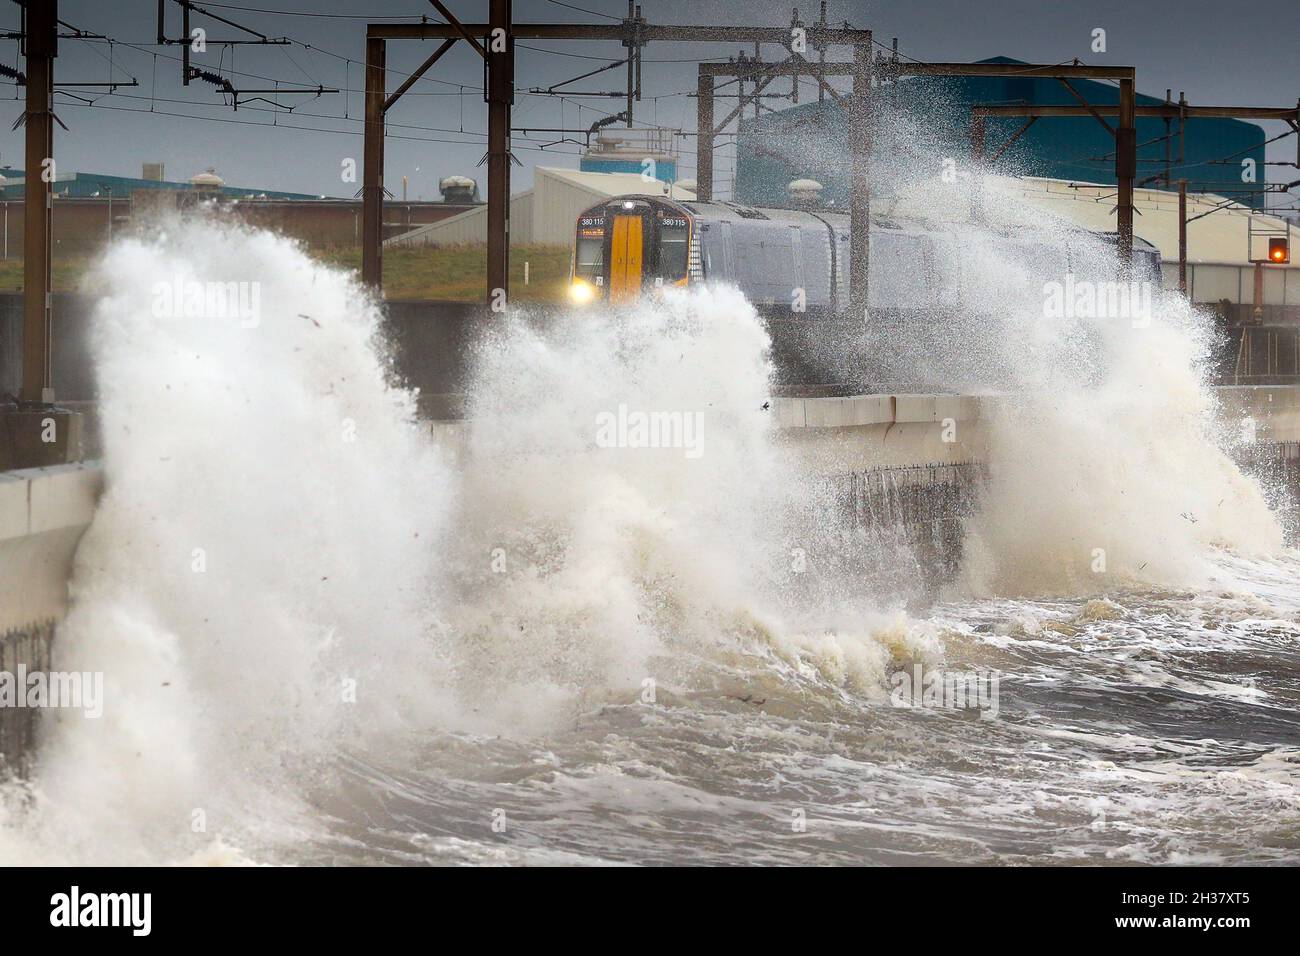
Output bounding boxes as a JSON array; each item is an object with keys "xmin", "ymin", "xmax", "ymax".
[
  {"xmin": 890, "ymin": 61, "xmax": 1140, "ymax": 270},
  {"xmin": 362, "ymin": 7, "xmax": 873, "ymax": 306}
]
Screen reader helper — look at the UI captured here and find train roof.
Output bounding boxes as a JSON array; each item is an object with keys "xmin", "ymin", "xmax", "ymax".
[
  {"xmin": 677, "ymin": 199, "xmax": 1158, "ymax": 252},
  {"xmin": 678, "ymin": 199, "xmax": 844, "ymax": 229},
  {"xmin": 588, "ymin": 194, "xmax": 1160, "ymax": 256}
]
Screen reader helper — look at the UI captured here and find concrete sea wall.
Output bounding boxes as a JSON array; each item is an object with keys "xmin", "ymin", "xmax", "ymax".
[
  {"xmin": 0, "ymin": 462, "xmax": 102, "ymax": 772},
  {"xmin": 2, "ymin": 386, "xmax": 1298, "ymax": 771}
]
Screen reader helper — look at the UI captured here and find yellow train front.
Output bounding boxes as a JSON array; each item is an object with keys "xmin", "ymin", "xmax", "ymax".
[{"xmin": 569, "ymin": 197, "xmax": 693, "ymax": 305}]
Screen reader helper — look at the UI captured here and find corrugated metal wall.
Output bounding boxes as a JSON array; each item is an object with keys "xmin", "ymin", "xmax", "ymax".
[
  {"xmin": 532, "ymin": 171, "xmax": 609, "ymax": 245},
  {"xmin": 1174, "ymin": 263, "xmax": 1300, "ymax": 306}
]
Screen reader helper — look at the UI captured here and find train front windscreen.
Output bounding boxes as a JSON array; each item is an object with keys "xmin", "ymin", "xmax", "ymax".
[{"xmin": 570, "ymin": 200, "xmax": 691, "ymax": 304}]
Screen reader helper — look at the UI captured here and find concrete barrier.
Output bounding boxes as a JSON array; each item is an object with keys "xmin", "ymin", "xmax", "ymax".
[
  {"xmin": 0, "ymin": 462, "xmax": 102, "ymax": 771},
  {"xmin": 1215, "ymin": 385, "xmax": 1300, "ymax": 443},
  {"xmin": 772, "ymin": 392, "xmax": 989, "ymax": 473},
  {"xmin": 778, "ymin": 386, "xmax": 1300, "ymax": 475},
  {"xmin": 0, "ymin": 462, "xmax": 102, "ymax": 635},
  {"xmin": 3, "ymin": 389, "xmax": 1293, "ymax": 592}
]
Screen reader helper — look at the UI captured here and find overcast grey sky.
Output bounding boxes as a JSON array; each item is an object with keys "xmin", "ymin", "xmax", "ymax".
[{"xmin": 0, "ymin": 1, "xmax": 1292, "ymax": 205}]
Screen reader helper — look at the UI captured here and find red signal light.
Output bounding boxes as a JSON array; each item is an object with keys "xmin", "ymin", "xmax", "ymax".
[{"xmin": 1269, "ymin": 237, "xmax": 1290, "ymax": 263}]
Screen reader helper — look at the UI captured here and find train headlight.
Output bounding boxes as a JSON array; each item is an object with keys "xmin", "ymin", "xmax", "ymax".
[{"xmin": 569, "ymin": 278, "xmax": 595, "ymax": 303}]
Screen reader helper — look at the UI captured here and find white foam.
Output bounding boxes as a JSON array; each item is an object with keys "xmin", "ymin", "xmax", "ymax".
[
  {"xmin": 953, "ymin": 184, "xmax": 1282, "ymax": 595},
  {"xmin": 5, "ymin": 217, "xmax": 454, "ymax": 863}
]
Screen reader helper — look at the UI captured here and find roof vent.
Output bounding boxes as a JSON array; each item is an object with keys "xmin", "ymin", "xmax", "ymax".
[
  {"xmin": 189, "ymin": 167, "xmax": 225, "ymax": 190},
  {"xmin": 438, "ymin": 175, "xmax": 479, "ymax": 203},
  {"xmin": 788, "ymin": 178, "xmax": 824, "ymax": 205}
]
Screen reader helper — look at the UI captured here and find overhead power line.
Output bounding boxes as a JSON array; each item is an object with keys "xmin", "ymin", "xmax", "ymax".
[{"xmin": 544, "ymin": 1, "xmax": 623, "ymax": 22}]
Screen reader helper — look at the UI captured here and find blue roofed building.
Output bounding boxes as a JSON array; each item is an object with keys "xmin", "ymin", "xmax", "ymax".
[{"xmin": 735, "ymin": 56, "xmax": 1267, "ymax": 208}]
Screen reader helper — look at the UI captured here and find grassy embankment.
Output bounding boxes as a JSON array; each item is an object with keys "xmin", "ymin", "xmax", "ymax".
[{"xmin": 0, "ymin": 243, "xmax": 573, "ymax": 303}]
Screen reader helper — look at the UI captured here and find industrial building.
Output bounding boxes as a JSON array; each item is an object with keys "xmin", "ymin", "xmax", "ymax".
[
  {"xmin": 0, "ymin": 164, "xmax": 483, "ymax": 257},
  {"xmin": 735, "ymin": 56, "xmax": 1268, "ymax": 209},
  {"xmin": 804, "ymin": 173, "xmax": 1297, "ymax": 319},
  {"xmin": 385, "ymin": 165, "xmax": 695, "ymax": 248},
  {"xmin": 0, "ymin": 195, "xmax": 482, "ymax": 258},
  {"xmin": 0, "ymin": 164, "xmax": 324, "ymax": 201},
  {"xmin": 578, "ymin": 128, "xmax": 680, "ymax": 184},
  {"xmin": 1008, "ymin": 178, "xmax": 1297, "ymax": 317}
]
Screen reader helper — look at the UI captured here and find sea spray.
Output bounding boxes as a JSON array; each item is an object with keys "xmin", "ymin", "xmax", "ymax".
[
  {"xmin": 948, "ymin": 181, "xmax": 1283, "ymax": 594},
  {"xmin": 839, "ymin": 172, "xmax": 1284, "ymax": 594},
  {"xmin": 436, "ymin": 284, "xmax": 927, "ymax": 726},
  {"xmin": 0, "ymin": 224, "xmax": 936, "ymax": 865},
  {"xmin": 7, "ymin": 179, "xmax": 1271, "ymax": 864},
  {"xmin": 4, "ymin": 218, "xmax": 453, "ymax": 864}
]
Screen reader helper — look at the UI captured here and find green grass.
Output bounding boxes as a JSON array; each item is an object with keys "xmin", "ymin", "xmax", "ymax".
[
  {"xmin": 312, "ymin": 243, "xmax": 572, "ymax": 302},
  {"xmin": 0, "ymin": 243, "xmax": 574, "ymax": 303},
  {"xmin": 0, "ymin": 257, "xmax": 96, "ymax": 294}
]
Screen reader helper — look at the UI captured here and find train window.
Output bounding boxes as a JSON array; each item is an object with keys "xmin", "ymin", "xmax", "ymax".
[
  {"xmin": 576, "ymin": 236, "xmax": 604, "ymax": 280},
  {"xmin": 659, "ymin": 219, "xmax": 689, "ymax": 280},
  {"xmin": 699, "ymin": 227, "xmax": 717, "ymax": 280}
]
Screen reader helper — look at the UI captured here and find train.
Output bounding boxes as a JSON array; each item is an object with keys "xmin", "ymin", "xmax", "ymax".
[
  {"xmin": 568, "ymin": 192, "xmax": 1162, "ymax": 313},
  {"xmin": 567, "ymin": 191, "xmax": 1164, "ymax": 391}
]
